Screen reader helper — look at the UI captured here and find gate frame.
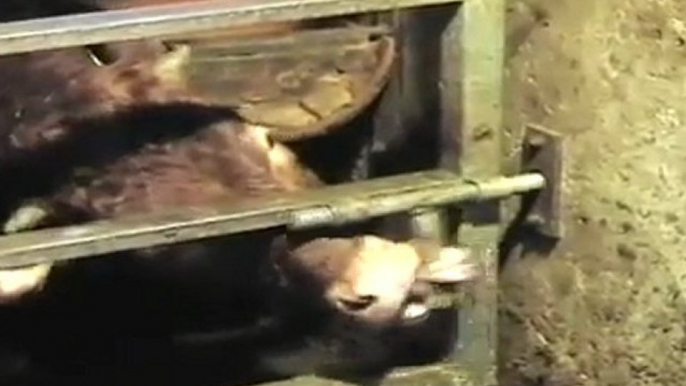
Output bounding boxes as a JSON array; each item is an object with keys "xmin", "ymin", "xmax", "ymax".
[{"xmin": 0, "ymin": 1, "xmax": 506, "ymax": 384}]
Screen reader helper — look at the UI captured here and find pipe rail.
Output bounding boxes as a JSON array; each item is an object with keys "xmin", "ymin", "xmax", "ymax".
[
  {"xmin": 0, "ymin": 170, "xmax": 544, "ymax": 269},
  {"xmin": 0, "ymin": 0, "xmax": 464, "ymax": 56}
]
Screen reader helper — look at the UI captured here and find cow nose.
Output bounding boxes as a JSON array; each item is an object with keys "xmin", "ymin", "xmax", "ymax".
[{"xmin": 336, "ymin": 294, "xmax": 378, "ymax": 312}]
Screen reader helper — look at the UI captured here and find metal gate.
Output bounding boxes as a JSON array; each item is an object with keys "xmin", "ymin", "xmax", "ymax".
[{"xmin": 0, "ymin": 0, "xmax": 562, "ymax": 385}]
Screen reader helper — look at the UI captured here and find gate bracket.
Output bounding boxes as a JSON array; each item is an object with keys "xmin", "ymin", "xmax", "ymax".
[{"xmin": 521, "ymin": 124, "xmax": 565, "ymax": 239}]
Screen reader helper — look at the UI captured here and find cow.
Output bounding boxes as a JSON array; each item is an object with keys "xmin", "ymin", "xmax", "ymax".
[{"xmin": 0, "ymin": 0, "xmax": 478, "ymax": 379}]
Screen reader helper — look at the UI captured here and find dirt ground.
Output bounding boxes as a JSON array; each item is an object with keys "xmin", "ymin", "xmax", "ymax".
[{"xmin": 500, "ymin": 0, "xmax": 686, "ymax": 385}]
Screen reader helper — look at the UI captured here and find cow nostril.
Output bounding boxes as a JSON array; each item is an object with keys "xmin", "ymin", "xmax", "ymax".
[
  {"xmin": 265, "ymin": 136, "xmax": 276, "ymax": 149},
  {"xmin": 337, "ymin": 295, "xmax": 378, "ymax": 312}
]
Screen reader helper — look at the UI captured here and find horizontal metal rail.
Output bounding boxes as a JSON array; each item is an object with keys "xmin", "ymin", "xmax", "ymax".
[
  {"xmin": 0, "ymin": 0, "xmax": 463, "ymax": 56},
  {"xmin": 0, "ymin": 170, "xmax": 544, "ymax": 269}
]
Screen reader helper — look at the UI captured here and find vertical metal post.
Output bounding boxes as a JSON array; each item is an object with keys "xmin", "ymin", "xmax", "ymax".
[
  {"xmin": 440, "ymin": 0, "xmax": 505, "ymax": 385},
  {"xmin": 409, "ymin": 208, "xmax": 447, "ymax": 241},
  {"xmin": 370, "ymin": 1, "xmax": 505, "ymax": 384}
]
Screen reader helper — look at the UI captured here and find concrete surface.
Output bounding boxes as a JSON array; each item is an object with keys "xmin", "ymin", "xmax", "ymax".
[{"xmin": 500, "ymin": 0, "xmax": 686, "ymax": 385}]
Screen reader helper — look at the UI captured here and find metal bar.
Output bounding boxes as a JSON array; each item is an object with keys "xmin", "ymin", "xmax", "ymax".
[
  {"xmin": 0, "ymin": 0, "xmax": 464, "ymax": 56},
  {"xmin": 0, "ymin": 171, "xmax": 543, "ymax": 269},
  {"xmin": 257, "ymin": 364, "xmax": 473, "ymax": 386},
  {"xmin": 185, "ymin": 25, "xmax": 391, "ymax": 55},
  {"xmin": 410, "ymin": 207, "xmax": 447, "ymax": 241},
  {"xmin": 447, "ymin": 0, "xmax": 506, "ymax": 384}
]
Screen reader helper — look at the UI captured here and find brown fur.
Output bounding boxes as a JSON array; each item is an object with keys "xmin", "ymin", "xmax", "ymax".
[
  {"xmin": 48, "ymin": 120, "xmax": 322, "ymax": 218},
  {"xmin": 0, "ymin": 48, "xmax": 189, "ymax": 156}
]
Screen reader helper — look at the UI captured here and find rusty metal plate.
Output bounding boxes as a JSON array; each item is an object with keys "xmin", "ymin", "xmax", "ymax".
[
  {"xmin": 178, "ymin": 24, "xmax": 396, "ymax": 142},
  {"xmin": 521, "ymin": 124, "xmax": 565, "ymax": 239}
]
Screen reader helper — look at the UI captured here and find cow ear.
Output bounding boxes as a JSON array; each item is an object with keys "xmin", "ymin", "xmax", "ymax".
[
  {"xmin": 152, "ymin": 44, "xmax": 191, "ymax": 84},
  {"xmin": 415, "ymin": 245, "xmax": 479, "ymax": 284}
]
